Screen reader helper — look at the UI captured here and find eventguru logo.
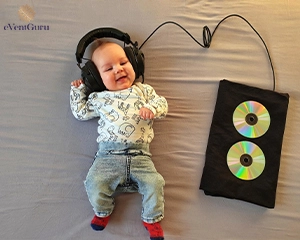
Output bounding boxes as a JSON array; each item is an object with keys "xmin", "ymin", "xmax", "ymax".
[
  {"xmin": 18, "ymin": 4, "xmax": 36, "ymax": 22},
  {"xmin": 4, "ymin": 4, "xmax": 50, "ymax": 31}
]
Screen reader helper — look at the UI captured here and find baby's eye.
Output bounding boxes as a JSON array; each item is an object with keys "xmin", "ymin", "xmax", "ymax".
[
  {"xmin": 105, "ymin": 67, "xmax": 113, "ymax": 72},
  {"xmin": 120, "ymin": 61, "xmax": 128, "ymax": 66}
]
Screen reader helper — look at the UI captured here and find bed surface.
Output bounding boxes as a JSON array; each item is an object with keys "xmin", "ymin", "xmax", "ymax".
[{"xmin": 1, "ymin": 1, "xmax": 300, "ymax": 239}]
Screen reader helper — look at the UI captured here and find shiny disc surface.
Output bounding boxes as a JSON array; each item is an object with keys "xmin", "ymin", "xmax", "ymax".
[
  {"xmin": 233, "ymin": 101, "xmax": 270, "ymax": 138},
  {"xmin": 227, "ymin": 141, "xmax": 265, "ymax": 180}
]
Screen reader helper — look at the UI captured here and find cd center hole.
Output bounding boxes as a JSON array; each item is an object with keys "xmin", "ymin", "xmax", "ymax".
[
  {"xmin": 246, "ymin": 113, "xmax": 258, "ymax": 126},
  {"xmin": 240, "ymin": 154, "xmax": 253, "ymax": 167}
]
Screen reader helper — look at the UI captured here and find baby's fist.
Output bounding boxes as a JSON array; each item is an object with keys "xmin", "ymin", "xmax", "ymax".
[
  {"xmin": 71, "ymin": 79, "xmax": 84, "ymax": 88},
  {"xmin": 139, "ymin": 107, "xmax": 154, "ymax": 120}
]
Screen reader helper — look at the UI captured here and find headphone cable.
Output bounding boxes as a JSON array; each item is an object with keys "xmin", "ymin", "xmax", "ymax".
[{"xmin": 139, "ymin": 14, "xmax": 275, "ymax": 91}]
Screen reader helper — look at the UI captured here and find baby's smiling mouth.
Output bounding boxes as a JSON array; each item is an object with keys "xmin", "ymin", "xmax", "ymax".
[{"xmin": 116, "ymin": 75, "xmax": 127, "ymax": 81}]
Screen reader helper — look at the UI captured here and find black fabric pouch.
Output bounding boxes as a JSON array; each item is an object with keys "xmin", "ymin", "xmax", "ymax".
[{"xmin": 200, "ymin": 79, "xmax": 289, "ymax": 208}]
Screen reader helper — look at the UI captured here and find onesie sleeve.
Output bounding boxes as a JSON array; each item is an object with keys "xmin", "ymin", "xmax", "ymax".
[
  {"xmin": 70, "ymin": 84, "xmax": 99, "ymax": 120},
  {"xmin": 137, "ymin": 83, "xmax": 168, "ymax": 119}
]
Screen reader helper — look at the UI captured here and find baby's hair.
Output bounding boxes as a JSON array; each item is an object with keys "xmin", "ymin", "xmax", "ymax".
[
  {"xmin": 91, "ymin": 39, "xmax": 110, "ymax": 53},
  {"xmin": 94, "ymin": 39, "xmax": 110, "ymax": 48},
  {"xmin": 90, "ymin": 40, "xmax": 113, "ymax": 61}
]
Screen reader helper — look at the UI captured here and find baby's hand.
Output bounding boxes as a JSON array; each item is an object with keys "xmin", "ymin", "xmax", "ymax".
[
  {"xmin": 139, "ymin": 107, "xmax": 154, "ymax": 120},
  {"xmin": 71, "ymin": 79, "xmax": 84, "ymax": 88}
]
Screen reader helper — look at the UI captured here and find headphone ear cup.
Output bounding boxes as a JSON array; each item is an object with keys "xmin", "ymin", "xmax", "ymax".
[
  {"xmin": 81, "ymin": 60, "xmax": 107, "ymax": 93},
  {"xmin": 124, "ymin": 46, "xmax": 145, "ymax": 80}
]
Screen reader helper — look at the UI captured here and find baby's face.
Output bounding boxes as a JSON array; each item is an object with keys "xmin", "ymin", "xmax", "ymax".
[{"xmin": 92, "ymin": 42, "xmax": 136, "ymax": 91}]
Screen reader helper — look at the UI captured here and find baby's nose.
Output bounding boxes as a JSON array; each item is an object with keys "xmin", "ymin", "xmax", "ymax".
[{"xmin": 115, "ymin": 64, "xmax": 123, "ymax": 73}]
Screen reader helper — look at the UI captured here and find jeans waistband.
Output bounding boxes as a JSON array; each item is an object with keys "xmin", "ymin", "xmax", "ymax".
[{"xmin": 97, "ymin": 142, "xmax": 150, "ymax": 156}]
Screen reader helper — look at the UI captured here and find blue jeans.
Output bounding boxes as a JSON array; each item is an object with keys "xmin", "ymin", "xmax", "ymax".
[{"xmin": 84, "ymin": 142, "xmax": 165, "ymax": 223}]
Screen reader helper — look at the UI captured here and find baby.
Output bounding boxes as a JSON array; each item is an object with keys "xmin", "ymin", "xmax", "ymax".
[{"xmin": 70, "ymin": 41, "xmax": 168, "ymax": 240}]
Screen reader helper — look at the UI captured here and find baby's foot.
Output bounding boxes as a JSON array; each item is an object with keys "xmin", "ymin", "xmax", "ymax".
[
  {"xmin": 143, "ymin": 221, "xmax": 164, "ymax": 240},
  {"xmin": 90, "ymin": 215, "xmax": 110, "ymax": 231}
]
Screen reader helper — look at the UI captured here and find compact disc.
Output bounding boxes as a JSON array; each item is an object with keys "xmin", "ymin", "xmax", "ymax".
[
  {"xmin": 227, "ymin": 141, "xmax": 265, "ymax": 180},
  {"xmin": 233, "ymin": 100, "xmax": 270, "ymax": 138}
]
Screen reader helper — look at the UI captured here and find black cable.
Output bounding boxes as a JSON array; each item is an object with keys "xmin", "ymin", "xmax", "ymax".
[
  {"xmin": 211, "ymin": 14, "xmax": 275, "ymax": 91},
  {"xmin": 139, "ymin": 21, "xmax": 211, "ymax": 49},
  {"xmin": 139, "ymin": 14, "xmax": 276, "ymax": 91}
]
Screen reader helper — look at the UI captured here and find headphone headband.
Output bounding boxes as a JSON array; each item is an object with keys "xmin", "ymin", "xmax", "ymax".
[{"xmin": 76, "ymin": 27, "xmax": 134, "ymax": 63}]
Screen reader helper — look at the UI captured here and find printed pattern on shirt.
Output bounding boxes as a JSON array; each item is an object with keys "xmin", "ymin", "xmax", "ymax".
[{"xmin": 70, "ymin": 83, "xmax": 168, "ymax": 144}]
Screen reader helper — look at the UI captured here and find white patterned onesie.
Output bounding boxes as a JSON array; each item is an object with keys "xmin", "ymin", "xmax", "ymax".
[{"xmin": 70, "ymin": 82, "xmax": 168, "ymax": 144}]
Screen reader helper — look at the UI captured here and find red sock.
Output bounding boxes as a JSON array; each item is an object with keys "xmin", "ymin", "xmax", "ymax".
[
  {"xmin": 143, "ymin": 221, "xmax": 164, "ymax": 240},
  {"xmin": 90, "ymin": 215, "xmax": 110, "ymax": 231}
]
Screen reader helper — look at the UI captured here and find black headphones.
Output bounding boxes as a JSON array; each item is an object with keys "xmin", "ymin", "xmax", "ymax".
[{"xmin": 76, "ymin": 27, "xmax": 145, "ymax": 93}]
